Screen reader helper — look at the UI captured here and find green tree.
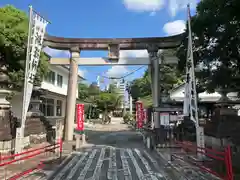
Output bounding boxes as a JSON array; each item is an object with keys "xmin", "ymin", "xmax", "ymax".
[
  {"xmin": 95, "ymin": 91, "xmax": 122, "ymax": 122},
  {"xmin": 177, "ymin": 0, "xmax": 240, "ymax": 93},
  {"xmin": 78, "ymin": 83, "xmax": 89, "ymax": 100},
  {"xmin": 0, "ymin": 5, "xmax": 49, "ymax": 90},
  {"xmin": 88, "ymin": 82, "xmax": 100, "ymax": 96},
  {"xmin": 130, "ymin": 64, "xmax": 183, "ymax": 101},
  {"xmin": 95, "ymin": 92, "xmax": 121, "ymax": 112},
  {"xmin": 107, "ymin": 84, "xmax": 118, "ymax": 94}
]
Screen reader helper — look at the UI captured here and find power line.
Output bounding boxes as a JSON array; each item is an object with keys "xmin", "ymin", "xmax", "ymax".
[
  {"xmin": 98, "ymin": 65, "xmax": 146, "ymax": 80},
  {"xmin": 80, "ymin": 65, "xmax": 146, "ymax": 86}
]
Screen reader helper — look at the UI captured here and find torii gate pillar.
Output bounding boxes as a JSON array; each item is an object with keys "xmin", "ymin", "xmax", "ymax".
[
  {"xmin": 148, "ymin": 47, "xmax": 160, "ymax": 129},
  {"xmin": 64, "ymin": 47, "xmax": 80, "ymax": 141}
]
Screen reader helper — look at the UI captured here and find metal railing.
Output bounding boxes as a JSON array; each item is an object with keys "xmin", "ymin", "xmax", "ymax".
[
  {"xmin": 174, "ymin": 140, "xmax": 233, "ymax": 180},
  {"xmin": 0, "ymin": 139, "xmax": 62, "ymax": 180}
]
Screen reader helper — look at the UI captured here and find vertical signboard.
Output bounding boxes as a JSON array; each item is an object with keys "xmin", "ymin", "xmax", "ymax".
[
  {"xmin": 143, "ymin": 109, "xmax": 147, "ymax": 124},
  {"xmin": 76, "ymin": 104, "xmax": 84, "ymax": 131},
  {"xmin": 160, "ymin": 113, "xmax": 170, "ymax": 126},
  {"xmin": 136, "ymin": 101, "xmax": 143, "ymax": 129}
]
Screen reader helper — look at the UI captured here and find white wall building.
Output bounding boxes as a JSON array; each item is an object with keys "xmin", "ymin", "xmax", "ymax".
[
  {"xmin": 170, "ymin": 84, "xmax": 239, "ymax": 102},
  {"xmin": 10, "ymin": 65, "xmax": 84, "ymax": 119},
  {"xmin": 111, "ymin": 79, "xmax": 129, "ymax": 108}
]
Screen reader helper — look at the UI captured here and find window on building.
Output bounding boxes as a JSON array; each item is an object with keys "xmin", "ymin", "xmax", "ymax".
[
  {"xmin": 45, "ymin": 71, "xmax": 55, "ymax": 84},
  {"xmin": 57, "ymin": 74, "xmax": 63, "ymax": 87},
  {"xmin": 40, "ymin": 97, "xmax": 55, "ymax": 116},
  {"xmin": 56, "ymin": 100, "xmax": 62, "ymax": 116}
]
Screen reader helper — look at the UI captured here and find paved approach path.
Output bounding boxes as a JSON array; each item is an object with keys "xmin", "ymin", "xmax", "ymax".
[{"xmin": 45, "ymin": 118, "xmax": 194, "ymax": 180}]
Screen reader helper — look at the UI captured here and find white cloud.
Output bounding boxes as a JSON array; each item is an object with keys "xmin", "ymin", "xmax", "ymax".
[
  {"xmin": 123, "ymin": 0, "xmax": 164, "ymax": 12},
  {"xmin": 122, "ymin": 0, "xmax": 197, "ymax": 17},
  {"xmin": 120, "ymin": 50, "xmax": 148, "ymax": 58},
  {"xmin": 168, "ymin": 0, "xmax": 197, "ymax": 17},
  {"xmin": 163, "ymin": 20, "xmax": 186, "ymax": 35},
  {"xmin": 149, "ymin": 11, "xmax": 157, "ymax": 16},
  {"xmin": 78, "ymin": 68, "xmax": 86, "ymax": 78},
  {"xmin": 43, "ymin": 47, "xmax": 69, "ymax": 57},
  {"xmin": 106, "ymin": 66, "xmax": 129, "ymax": 78},
  {"xmin": 106, "ymin": 50, "xmax": 148, "ymax": 78}
]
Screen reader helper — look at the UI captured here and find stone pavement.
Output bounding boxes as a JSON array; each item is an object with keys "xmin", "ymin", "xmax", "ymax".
[
  {"xmin": 156, "ymin": 148, "xmax": 221, "ymax": 180},
  {"xmin": 24, "ymin": 117, "xmax": 220, "ymax": 179},
  {"xmin": 44, "ymin": 118, "xmax": 184, "ymax": 180},
  {"xmin": 47, "ymin": 146, "xmax": 177, "ymax": 180}
]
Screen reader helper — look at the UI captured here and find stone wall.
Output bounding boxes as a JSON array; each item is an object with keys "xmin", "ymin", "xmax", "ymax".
[
  {"xmin": 0, "ymin": 110, "xmax": 64, "ymax": 153},
  {"xmin": 24, "ymin": 116, "xmax": 47, "ymax": 137},
  {"xmin": 204, "ymin": 135, "xmax": 230, "ymax": 148},
  {"xmin": 0, "ymin": 113, "xmax": 49, "ymax": 153},
  {"xmin": 0, "ymin": 108, "xmax": 15, "ymax": 141}
]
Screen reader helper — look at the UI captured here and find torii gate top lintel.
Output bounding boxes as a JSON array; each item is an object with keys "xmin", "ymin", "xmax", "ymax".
[{"xmin": 43, "ymin": 33, "xmax": 185, "ymax": 51}]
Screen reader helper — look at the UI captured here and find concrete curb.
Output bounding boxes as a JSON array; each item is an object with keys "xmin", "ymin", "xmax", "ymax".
[
  {"xmin": 137, "ymin": 129, "xmax": 190, "ymax": 179},
  {"xmin": 154, "ymin": 148, "xmax": 190, "ymax": 180},
  {"xmin": 46, "ymin": 153, "xmax": 73, "ymax": 179}
]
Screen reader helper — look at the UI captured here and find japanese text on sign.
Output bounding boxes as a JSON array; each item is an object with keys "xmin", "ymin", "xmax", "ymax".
[
  {"xmin": 28, "ymin": 16, "xmax": 46, "ymax": 84},
  {"xmin": 76, "ymin": 104, "xmax": 84, "ymax": 131},
  {"xmin": 136, "ymin": 101, "xmax": 143, "ymax": 129},
  {"xmin": 160, "ymin": 113, "xmax": 170, "ymax": 126},
  {"xmin": 15, "ymin": 7, "xmax": 49, "ymax": 154}
]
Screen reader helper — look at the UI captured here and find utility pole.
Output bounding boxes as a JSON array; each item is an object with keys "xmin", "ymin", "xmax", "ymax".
[
  {"xmin": 126, "ymin": 82, "xmax": 133, "ymax": 115},
  {"xmin": 129, "ymin": 95, "xmax": 133, "ymax": 115}
]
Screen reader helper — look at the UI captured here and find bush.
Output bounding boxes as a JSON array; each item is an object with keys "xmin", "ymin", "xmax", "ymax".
[{"xmin": 123, "ymin": 112, "xmax": 133, "ymax": 124}]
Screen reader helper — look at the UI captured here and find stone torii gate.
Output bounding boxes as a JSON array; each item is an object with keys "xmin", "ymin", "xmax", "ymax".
[{"xmin": 43, "ymin": 34, "xmax": 184, "ymax": 141}]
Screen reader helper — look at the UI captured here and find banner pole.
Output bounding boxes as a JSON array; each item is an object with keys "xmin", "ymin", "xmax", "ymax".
[{"xmin": 15, "ymin": 5, "xmax": 33, "ymax": 154}]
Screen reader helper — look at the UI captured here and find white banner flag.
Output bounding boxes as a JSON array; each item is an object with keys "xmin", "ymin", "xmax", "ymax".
[
  {"xmin": 22, "ymin": 10, "xmax": 48, "ymax": 128},
  {"xmin": 15, "ymin": 6, "xmax": 48, "ymax": 153},
  {"xmin": 185, "ymin": 4, "xmax": 205, "ymax": 158}
]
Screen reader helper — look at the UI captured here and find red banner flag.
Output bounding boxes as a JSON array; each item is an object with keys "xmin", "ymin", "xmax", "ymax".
[
  {"xmin": 136, "ymin": 101, "xmax": 143, "ymax": 129},
  {"xmin": 76, "ymin": 104, "xmax": 84, "ymax": 131}
]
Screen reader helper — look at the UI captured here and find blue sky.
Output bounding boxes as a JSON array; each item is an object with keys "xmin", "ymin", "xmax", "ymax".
[{"xmin": 1, "ymin": 0, "xmax": 198, "ymax": 86}]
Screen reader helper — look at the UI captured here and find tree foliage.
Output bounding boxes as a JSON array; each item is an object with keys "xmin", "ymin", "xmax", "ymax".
[
  {"xmin": 88, "ymin": 82, "xmax": 100, "ymax": 96},
  {"xmin": 95, "ymin": 92, "xmax": 122, "ymax": 111},
  {"xmin": 130, "ymin": 64, "xmax": 183, "ymax": 101},
  {"xmin": 107, "ymin": 84, "xmax": 118, "ymax": 94},
  {"xmin": 177, "ymin": 0, "xmax": 240, "ymax": 92},
  {"xmin": 78, "ymin": 82, "xmax": 121, "ymax": 112},
  {"xmin": 78, "ymin": 83, "xmax": 90, "ymax": 100},
  {"xmin": 0, "ymin": 5, "xmax": 49, "ymax": 90}
]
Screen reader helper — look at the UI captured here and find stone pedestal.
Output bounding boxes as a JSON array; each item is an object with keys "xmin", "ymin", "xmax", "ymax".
[
  {"xmin": 55, "ymin": 119, "xmax": 63, "ymax": 153},
  {"xmin": 0, "ymin": 89, "xmax": 11, "ymax": 108},
  {"xmin": 82, "ymin": 134, "xmax": 86, "ymax": 145},
  {"xmin": 0, "ymin": 89, "xmax": 15, "ymax": 153},
  {"xmin": 75, "ymin": 134, "xmax": 81, "ymax": 149},
  {"xmin": 55, "ymin": 119, "xmax": 63, "ymax": 142}
]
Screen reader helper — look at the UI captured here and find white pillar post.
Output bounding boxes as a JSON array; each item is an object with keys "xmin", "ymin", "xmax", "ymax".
[
  {"xmin": 129, "ymin": 95, "xmax": 133, "ymax": 115},
  {"xmin": 64, "ymin": 47, "xmax": 80, "ymax": 141}
]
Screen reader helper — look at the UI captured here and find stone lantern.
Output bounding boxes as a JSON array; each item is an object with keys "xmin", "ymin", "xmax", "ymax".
[
  {"xmin": 0, "ymin": 65, "xmax": 11, "ymax": 108},
  {"xmin": 0, "ymin": 64, "xmax": 14, "ymax": 143},
  {"xmin": 215, "ymin": 88, "xmax": 238, "ymax": 116},
  {"xmin": 28, "ymin": 86, "xmax": 45, "ymax": 117}
]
